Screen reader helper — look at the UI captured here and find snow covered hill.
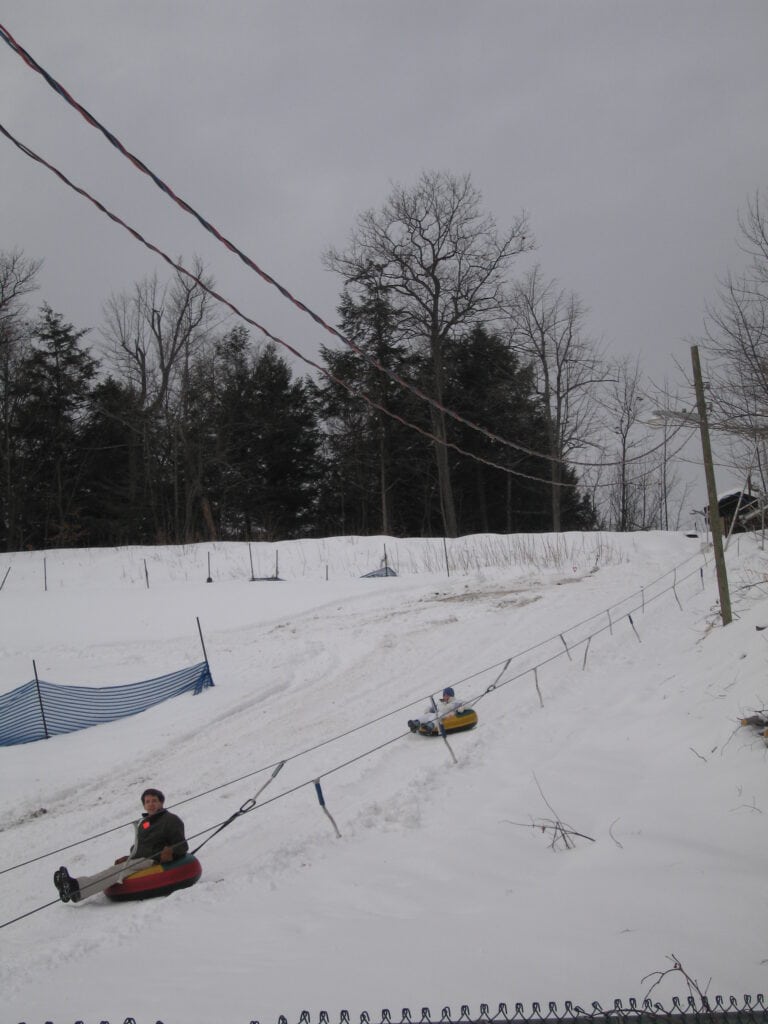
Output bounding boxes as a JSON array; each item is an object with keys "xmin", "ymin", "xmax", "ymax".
[{"xmin": 1, "ymin": 531, "xmax": 767, "ymax": 1024}]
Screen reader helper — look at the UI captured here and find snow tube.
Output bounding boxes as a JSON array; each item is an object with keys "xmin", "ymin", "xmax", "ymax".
[
  {"xmin": 419, "ymin": 708, "xmax": 478, "ymax": 735},
  {"xmin": 104, "ymin": 854, "xmax": 202, "ymax": 902}
]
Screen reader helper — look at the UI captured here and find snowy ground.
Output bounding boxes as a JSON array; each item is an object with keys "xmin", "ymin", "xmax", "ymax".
[{"xmin": 1, "ymin": 531, "xmax": 767, "ymax": 1024}]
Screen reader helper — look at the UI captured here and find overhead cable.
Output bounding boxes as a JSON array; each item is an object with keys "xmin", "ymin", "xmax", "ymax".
[
  {"xmin": 0, "ymin": 21, "xmax": 693, "ymax": 477},
  {"xmin": 0, "ymin": 119, "xmax": 579, "ymax": 489}
]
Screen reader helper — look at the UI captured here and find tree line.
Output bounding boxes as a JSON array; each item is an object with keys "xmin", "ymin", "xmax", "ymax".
[{"xmin": 2, "ymin": 169, "xmax": 730, "ymax": 552}]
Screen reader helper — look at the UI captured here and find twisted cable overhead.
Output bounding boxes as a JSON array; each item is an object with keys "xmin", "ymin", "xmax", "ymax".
[
  {"xmin": 0, "ymin": 120, "xmax": 569, "ymax": 487},
  {"xmin": 0, "ymin": 22, "xmax": 691, "ymax": 476}
]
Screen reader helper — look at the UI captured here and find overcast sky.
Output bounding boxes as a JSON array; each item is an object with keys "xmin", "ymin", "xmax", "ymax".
[{"xmin": 2, "ymin": 1, "xmax": 767, "ymax": 504}]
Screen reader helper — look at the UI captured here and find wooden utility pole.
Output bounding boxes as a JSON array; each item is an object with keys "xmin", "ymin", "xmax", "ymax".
[{"xmin": 691, "ymin": 345, "xmax": 732, "ymax": 625}]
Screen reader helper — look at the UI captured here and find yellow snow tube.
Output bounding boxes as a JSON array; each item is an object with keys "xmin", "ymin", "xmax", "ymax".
[{"xmin": 419, "ymin": 708, "xmax": 478, "ymax": 735}]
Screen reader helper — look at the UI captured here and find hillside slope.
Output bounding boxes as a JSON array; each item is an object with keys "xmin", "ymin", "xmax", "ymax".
[{"xmin": 1, "ymin": 532, "xmax": 767, "ymax": 1024}]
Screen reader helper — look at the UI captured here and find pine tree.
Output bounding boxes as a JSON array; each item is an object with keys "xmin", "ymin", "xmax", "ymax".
[
  {"xmin": 311, "ymin": 288, "xmax": 432, "ymax": 536},
  {"xmin": 206, "ymin": 330, "xmax": 321, "ymax": 539},
  {"xmin": 444, "ymin": 327, "xmax": 597, "ymax": 533},
  {"xmin": 13, "ymin": 305, "xmax": 97, "ymax": 547},
  {"xmin": 79, "ymin": 377, "xmax": 148, "ymax": 545}
]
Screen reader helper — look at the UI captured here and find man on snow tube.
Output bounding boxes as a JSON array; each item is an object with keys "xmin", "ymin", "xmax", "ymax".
[
  {"xmin": 53, "ymin": 787, "xmax": 190, "ymax": 904},
  {"xmin": 407, "ymin": 687, "xmax": 476, "ymax": 735}
]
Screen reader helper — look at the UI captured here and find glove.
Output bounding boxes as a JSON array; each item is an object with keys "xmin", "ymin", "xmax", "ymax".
[
  {"xmin": 114, "ymin": 855, "xmax": 129, "ymax": 865},
  {"xmin": 159, "ymin": 845, "xmax": 174, "ymax": 863}
]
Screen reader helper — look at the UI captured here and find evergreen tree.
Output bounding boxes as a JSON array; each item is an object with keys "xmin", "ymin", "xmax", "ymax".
[
  {"xmin": 13, "ymin": 305, "xmax": 98, "ymax": 547},
  {"xmin": 79, "ymin": 377, "xmax": 148, "ymax": 545},
  {"xmin": 444, "ymin": 327, "xmax": 597, "ymax": 533},
  {"xmin": 0, "ymin": 249, "xmax": 41, "ymax": 551},
  {"xmin": 311, "ymin": 288, "xmax": 433, "ymax": 536},
  {"xmin": 442, "ymin": 326, "xmax": 550, "ymax": 533},
  {"xmin": 206, "ymin": 330, "xmax": 321, "ymax": 539}
]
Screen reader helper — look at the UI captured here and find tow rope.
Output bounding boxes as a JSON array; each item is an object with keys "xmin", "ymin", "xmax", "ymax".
[{"xmin": 190, "ymin": 761, "xmax": 285, "ymax": 855}]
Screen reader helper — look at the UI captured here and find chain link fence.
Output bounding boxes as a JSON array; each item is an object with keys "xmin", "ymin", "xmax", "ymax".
[{"xmin": 14, "ymin": 996, "xmax": 768, "ymax": 1024}]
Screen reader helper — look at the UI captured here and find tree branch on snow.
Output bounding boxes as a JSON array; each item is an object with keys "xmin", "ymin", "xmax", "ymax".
[
  {"xmin": 503, "ymin": 773, "xmax": 595, "ymax": 851},
  {"xmin": 502, "ymin": 817, "xmax": 595, "ymax": 851},
  {"xmin": 608, "ymin": 818, "xmax": 623, "ymax": 849},
  {"xmin": 641, "ymin": 953, "xmax": 711, "ymax": 1003}
]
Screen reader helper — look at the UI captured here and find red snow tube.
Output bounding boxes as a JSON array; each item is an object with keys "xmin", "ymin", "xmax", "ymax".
[{"xmin": 104, "ymin": 854, "xmax": 202, "ymax": 902}]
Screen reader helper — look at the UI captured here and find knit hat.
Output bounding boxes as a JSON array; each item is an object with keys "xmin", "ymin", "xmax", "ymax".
[{"xmin": 442, "ymin": 687, "xmax": 455, "ymax": 699}]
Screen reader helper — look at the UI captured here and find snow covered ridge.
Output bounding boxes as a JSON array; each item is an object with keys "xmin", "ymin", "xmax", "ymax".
[
  {"xmin": 0, "ymin": 532, "xmax": 633, "ymax": 590},
  {"xmin": 2, "ymin": 531, "xmax": 768, "ymax": 1022}
]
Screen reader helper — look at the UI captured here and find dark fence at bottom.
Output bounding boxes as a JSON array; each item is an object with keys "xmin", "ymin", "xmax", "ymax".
[{"xmin": 15, "ymin": 996, "xmax": 768, "ymax": 1024}]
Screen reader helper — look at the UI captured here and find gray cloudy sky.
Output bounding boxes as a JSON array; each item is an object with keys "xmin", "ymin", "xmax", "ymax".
[{"xmin": 2, "ymin": 1, "xmax": 767, "ymax": 507}]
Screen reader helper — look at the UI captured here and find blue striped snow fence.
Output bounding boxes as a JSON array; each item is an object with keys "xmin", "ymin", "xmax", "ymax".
[{"xmin": 0, "ymin": 661, "xmax": 213, "ymax": 746}]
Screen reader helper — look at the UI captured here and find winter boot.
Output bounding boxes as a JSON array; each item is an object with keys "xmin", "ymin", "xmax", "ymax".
[{"xmin": 54, "ymin": 866, "xmax": 81, "ymax": 903}]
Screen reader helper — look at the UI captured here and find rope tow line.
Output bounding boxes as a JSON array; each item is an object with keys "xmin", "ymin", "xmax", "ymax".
[
  {"xmin": 0, "ymin": 682, "xmax": 462, "ymax": 878},
  {"xmin": 1, "ymin": 537, "xmax": 718, "ymax": 899},
  {"xmin": 0, "ymin": 542, "xmax": 734, "ymax": 932},
  {"xmin": 0, "ymin": 688, "xmax": 436, "ymax": 879},
  {"xmin": 467, "ymin": 549, "xmax": 727, "ymax": 707},
  {"xmin": 189, "ymin": 761, "xmax": 285, "ymax": 856},
  {"xmin": 0, "ymin": 542, "xmax": 716, "ymax": 880},
  {"xmin": 1, "ymin": 729, "xmax": 410, "ymax": 931},
  {"xmin": 152, "ymin": 732, "xmax": 409, "ymax": 856}
]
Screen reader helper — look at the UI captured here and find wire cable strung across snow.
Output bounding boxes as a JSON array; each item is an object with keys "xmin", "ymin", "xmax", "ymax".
[
  {"xmin": 0, "ymin": 540, "xmax": 706, "ymax": 877},
  {"xmin": 0, "ymin": 20, "xmax": 695, "ymax": 478},
  {"xmin": 435, "ymin": 544, "xmax": 708, "ymax": 693},
  {"xmin": 0, "ymin": 540, "xmax": 715, "ymax": 892},
  {"xmin": 0, "ymin": 537, "xmax": 729, "ymax": 935},
  {"xmin": 0, "ymin": 725, "xmax": 413, "ymax": 929},
  {"xmin": 0, "ymin": 684, "xmax": 444, "ymax": 877},
  {"xmin": 467, "ymin": 557, "xmax": 712, "ymax": 712}
]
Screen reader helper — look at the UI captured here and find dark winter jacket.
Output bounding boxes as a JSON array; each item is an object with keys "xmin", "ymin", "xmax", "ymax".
[{"xmin": 131, "ymin": 808, "xmax": 188, "ymax": 862}]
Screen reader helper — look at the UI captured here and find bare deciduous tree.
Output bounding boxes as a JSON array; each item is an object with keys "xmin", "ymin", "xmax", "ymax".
[
  {"xmin": 0, "ymin": 249, "xmax": 42, "ymax": 550},
  {"xmin": 602, "ymin": 357, "xmax": 649, "ymax": 530},
  {"xmin": 103, "ymin": 257, "xmax": 213, "ymax": 414},
  {"xmin": 590, "ymin": 366, "xmax": 696, "ymax": 531},
  {"xmin": 325, "ymin": 170, "xmax": 532, "ymax": 537},
  {"xmin": 701, "ymin": 191, "xmax": 768, "ymax": 492},
  {"xmin": 101, "ymin": 257, "xmax": 216, "ymax": 542},
  {"xmin": 0, "ymin": 248, "xmax": 42, "ymax": 327},
  {"xmin": 505, "ymin": 265, "xmax": 607, "ymax": 531}
]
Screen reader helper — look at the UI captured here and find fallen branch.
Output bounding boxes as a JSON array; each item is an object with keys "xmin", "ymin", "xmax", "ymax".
[
  {"xmin": 503, "ymin": 773, "xmax": 595, "ymax": 851},
  {"xmin": 503, "ymin": 818, "xmax": 596, "ymax": 850},
  {"xmin": 641, "ymin": 953, "xmax": 710, "ymax": 1003},
  {"xmin": 608, "ymin": 817, "xmax": 623, "ymax": 849}
]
